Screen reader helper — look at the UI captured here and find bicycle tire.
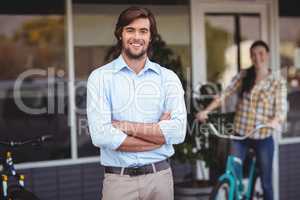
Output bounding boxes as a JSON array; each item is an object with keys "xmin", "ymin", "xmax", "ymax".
[
  {"xmin": 209, "ymin": 179, "xmax": 232, "ymax": 200},
  {"xmin": 7, "ymin": 185, "xmax": 40, "ymax": 200}
]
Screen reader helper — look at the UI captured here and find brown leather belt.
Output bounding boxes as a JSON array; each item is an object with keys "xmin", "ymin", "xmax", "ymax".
[{"xmin": 104, "ymin": 159, "xmax": 170, "ymax": 176}]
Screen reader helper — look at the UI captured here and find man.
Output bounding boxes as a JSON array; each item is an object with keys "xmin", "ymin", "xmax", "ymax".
[{"xmin": 87, "ymin": 7, "xmax": 187, "ymax": 200}]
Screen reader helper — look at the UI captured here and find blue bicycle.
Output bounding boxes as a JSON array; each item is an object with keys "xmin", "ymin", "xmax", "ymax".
[{"xmin": 208, "ymin": 123, "xmax": 275, "ymax": 200}]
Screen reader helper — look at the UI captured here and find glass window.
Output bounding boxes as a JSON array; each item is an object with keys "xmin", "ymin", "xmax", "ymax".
[
  {"xmin": 205, "ymin": 15, "xmax": 236, "ymax": 87},
  {"xmin": 73, "ymin": 3, "xmax": 191, "ymax": 157},
  {"xmin": 73, "ymin": 5, "xmax": 119, "ymax": 157},
  {"xmin": 240, "ymin": 15, "xmax": 261, "ymax": 69},
  {"xmin": 279, "ymin": 17, "xmax": 300, "ymax": 138},
  {"xmin": 205, "ymin": 14, "xmax": 261, "ymax": 87},
  {"xmin": 0, "ymin": 4, "xmax": 70, "ymax": 163},
  {"xmin": 205, "ymin": 14, "xmax": 262, "ymax": 113}
]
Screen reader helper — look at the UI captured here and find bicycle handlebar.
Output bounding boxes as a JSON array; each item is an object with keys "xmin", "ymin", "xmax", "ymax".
[
  {"xmin": 207, "ymin": 123, "xmax": 277, "ymax": 140},
  {"xmin": 0, "ymin": 135, "xmax": 53, "ymax": 147},
  {"xmin": 205, "ymin": 113, "xmax": 279, "ymax": 140}
]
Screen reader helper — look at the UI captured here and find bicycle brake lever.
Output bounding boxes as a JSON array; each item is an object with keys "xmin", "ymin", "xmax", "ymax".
[{"xmin": 40, "ymin": 135, "xmax": 53, "ymax": 142}]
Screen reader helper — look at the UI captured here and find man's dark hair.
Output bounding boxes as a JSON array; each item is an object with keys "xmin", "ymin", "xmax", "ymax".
[
  {"xmin": 239, "ymin": 40, "xmax": 270, "ymax": 97},
  {"xmin": 106, "ymin": 6, "xmax": 158, "ymax": 61}
]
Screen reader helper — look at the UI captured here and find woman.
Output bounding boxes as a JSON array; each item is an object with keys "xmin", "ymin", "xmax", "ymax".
[{"xmin": 196, "ymin": 40, "xmax": 287, "ymax": 200}]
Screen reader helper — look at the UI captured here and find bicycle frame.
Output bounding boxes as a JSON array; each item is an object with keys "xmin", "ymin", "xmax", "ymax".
[
  {"xmin": 208, "ymin": 122, "xmax": 277, "ymax": 200},
  {"xmin": 217, "ymin": 154, "xmax": 257, "ymax": 200}
]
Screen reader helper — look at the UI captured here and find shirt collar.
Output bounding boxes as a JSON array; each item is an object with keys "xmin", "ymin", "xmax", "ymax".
[
  {"xmin": 143, "ymin": 58, "xmax": 161, "ymax": 74},
  {"xmin": 113, "ymin": 55, "xmax": 161, "ymax": 75},
  {"xmin": 113, "ymin": 55, "xmax": 128, "ymax": 73}
]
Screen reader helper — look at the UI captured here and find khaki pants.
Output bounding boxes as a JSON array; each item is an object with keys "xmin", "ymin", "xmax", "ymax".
[{"xmin": 102, "ymin": 167, "xmax": 174, "ymax": 200}]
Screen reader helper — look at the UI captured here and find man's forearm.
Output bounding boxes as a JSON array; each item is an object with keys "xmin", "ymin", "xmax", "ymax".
[
  {"xmin": 113, "ymin": 121, "xmax": 165, "ymax": 145},
  {"xmin": 117, "ymin": 136, "xmax": 162, "ymax": 152},
  {"xmin": 131, "ymin": 122, "xmax": 166, "ymax": 145}
]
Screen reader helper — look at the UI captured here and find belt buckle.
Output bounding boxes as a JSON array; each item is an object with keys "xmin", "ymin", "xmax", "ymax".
[{"xmin": 128, "ymin": 167, "xmax": 144, "ymax": 176}]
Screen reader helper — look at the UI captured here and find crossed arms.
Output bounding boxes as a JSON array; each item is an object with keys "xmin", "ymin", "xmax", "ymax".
[
  {"xmin": 112, "ymin": 112, "xmax": 170, "ymax": 152},
  {"xmin": 86, "ymin": 70, "xmax": 187, "ymax": 153}
]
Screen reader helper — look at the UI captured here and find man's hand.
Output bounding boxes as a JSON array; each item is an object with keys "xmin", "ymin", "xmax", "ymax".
[
  {"xmin": 112, "ymin": 112, "xmax": 171, "ymax": 145},
  {"xmin": 112, "ymin": 121, "xmax": 134, "ymax": 136},
  {"xmin": 117, "ymin": 136, "xmax": 162, "ymax": 152},
  {"xmin": 113, "ymin": 112, "xmax": 171, "ymax": 134},
  {"xmin": 160, "ymin": 112, "xmax": 171, "ymax": 121}
]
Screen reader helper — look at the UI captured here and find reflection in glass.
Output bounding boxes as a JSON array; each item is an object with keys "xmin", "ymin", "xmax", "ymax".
[
  {"xmin": 280, "ymin": 17, "xmax": 300, "ymax": 138},
  {"xmin": 73, "ymin": 7, "xmax": 116, "ymax": 157},
  {"xmin": 0, "ymin": 15, "xmax": 70, "ymax": 162},
  {"xmin": 205, "ymin": 16, "xmax": 236, "ymax": 88},
  {"xmin": 205, "ymin": 15, "xmax": 263, "ymax": 90},
  {"xmin": 205, "ymin": 14, "xmax": 262, "ymax": 114},
  {"xmin": 240, "ymin": 16, "xmax": 261, "ymax": 69}
]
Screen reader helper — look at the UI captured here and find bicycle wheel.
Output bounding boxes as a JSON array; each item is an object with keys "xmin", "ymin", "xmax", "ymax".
[
  {"xmin": 7, "ymin": 185, "xmax": 40, "ymax": 200},
  {"xmin": 209, "ymin": 180, "xmax": 231, "ymax": 200},
  {"xmin": 249, "ymin": 176, "xmax": 263, "ymax": 200}
]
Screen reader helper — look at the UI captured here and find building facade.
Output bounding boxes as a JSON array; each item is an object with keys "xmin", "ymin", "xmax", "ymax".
[{"xmin": 0, "ymin": 0, "xmax": 300, "ymax": 199}]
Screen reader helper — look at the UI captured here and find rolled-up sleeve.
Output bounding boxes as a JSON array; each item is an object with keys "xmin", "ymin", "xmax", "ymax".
[
  {"xmin": 86, "ymin": 70, "xmax": 127, "ymax": 150},
  {"xmin": 220, "ymin": 71, "xmax": 243, "ymax": 101},
  {"xmin": 158, "ymin": 72, "xmax": 187, "ymax": 145},
  {"xmin": 275, "ymin": 78, "xmax": 288, "ymax": 122}
]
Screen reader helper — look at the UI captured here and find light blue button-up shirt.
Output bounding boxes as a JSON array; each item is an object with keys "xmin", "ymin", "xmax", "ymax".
[{"xmin": 87, "ymin": 55, "xmax": 187, "ymax": 167}]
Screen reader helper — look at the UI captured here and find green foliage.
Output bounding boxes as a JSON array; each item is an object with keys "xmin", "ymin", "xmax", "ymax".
[
  {"xmin": 150, "ymin": 34, "xmax": 185, "ymax": 87},
  {"xmin": 13, "ymin": 17, "xmax": 65, "ymax": 47},
  {"xmin": 0, "ymin": 16, "xmax": 65, "ymax": 79}
]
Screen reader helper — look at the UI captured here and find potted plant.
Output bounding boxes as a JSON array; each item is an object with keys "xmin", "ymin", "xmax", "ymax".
[{"xmin": 172, "ymin": 87, "xmax": 220, "ymax": 199}]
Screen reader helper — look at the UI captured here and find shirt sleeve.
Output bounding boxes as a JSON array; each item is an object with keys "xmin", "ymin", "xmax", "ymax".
[
  {"xmin": 220, "ymin": 71, "xmax": 244, "ymax": 101},
  {"xmin": 86, "ymin": 70, "xmax": 127, "ymax": 150},
  {"xmin": 158, "ymin": 71, "xmax": 187, "ymax": 145},
  {"xmin": 274, "ymin": 78, "xmax": 288, "ymax": 122}
]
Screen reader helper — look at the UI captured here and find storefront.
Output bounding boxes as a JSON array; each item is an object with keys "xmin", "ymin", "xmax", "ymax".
[{"xmin": 0, "ymin": 0, "xmax": 299, "ymax": 199}]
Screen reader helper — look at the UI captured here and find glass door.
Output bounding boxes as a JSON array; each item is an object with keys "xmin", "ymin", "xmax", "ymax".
[
  {"xmin": 190, "ymin": 0, "xmax": 272, "ymax": 193},
  {"xmin": 205, "ymin": 14, "xmax": 261, "ymax": 86},
  {"xmin": 190, "ymin": 1, "xmax": 281, "ymax": 199},
  {"xmin": 191, "ymin": 1, "xmax": 268, "ymax": 90}
]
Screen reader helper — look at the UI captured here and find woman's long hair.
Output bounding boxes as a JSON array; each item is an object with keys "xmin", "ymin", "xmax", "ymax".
[
  {"xmin": 239, "ymin": 65, "xmax": 256, "ymax": 97},
  {"xmin": 239, "ymin": 40, "xmax": 269, "ymax": 97}
]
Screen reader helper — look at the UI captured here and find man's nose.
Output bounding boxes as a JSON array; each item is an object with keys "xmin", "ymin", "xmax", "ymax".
[{"xmin": 133, "ymin": 31, "xmax": 142, "ymax": 39}]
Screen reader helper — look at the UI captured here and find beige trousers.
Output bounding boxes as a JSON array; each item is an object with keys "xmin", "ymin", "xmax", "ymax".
[{"xmin": 101, "ymin": 167, "xmax": 174, "ymax": 200}]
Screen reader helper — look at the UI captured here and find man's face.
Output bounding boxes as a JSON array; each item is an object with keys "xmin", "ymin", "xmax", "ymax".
[{"xmin": 121, "ymin": 18, "xmax": 151, "ymax": 59}]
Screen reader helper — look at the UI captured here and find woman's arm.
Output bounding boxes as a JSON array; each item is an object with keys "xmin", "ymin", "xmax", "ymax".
[{"xmin": 195, "ymin": 72, "xmax": 244, "ymax": 122}]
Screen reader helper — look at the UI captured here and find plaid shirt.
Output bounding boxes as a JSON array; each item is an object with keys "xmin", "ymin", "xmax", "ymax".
[{"xmin": 221, "ymin": 70, "xmax": 287, "ymax": 139}]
